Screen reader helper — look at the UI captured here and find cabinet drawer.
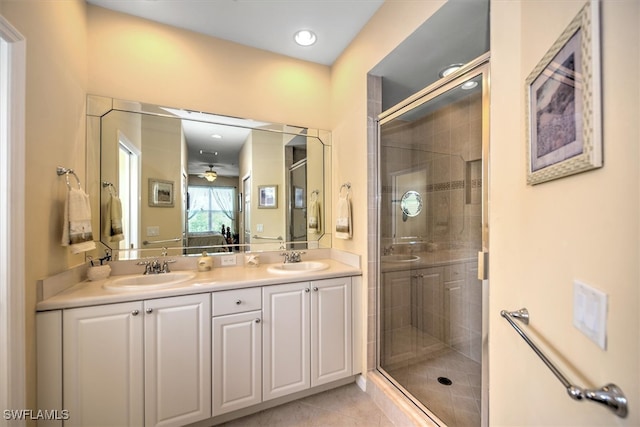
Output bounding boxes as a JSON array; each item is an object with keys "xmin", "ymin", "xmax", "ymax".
[
  {"xmin": 212, "ymin": 288, "xmax": 261, "ymax": 316},
  {"xmin": 444, "ymin": 263, "xmax": 465, "ymax": 282}
]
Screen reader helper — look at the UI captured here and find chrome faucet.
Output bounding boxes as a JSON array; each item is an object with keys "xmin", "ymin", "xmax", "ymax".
[
  {"xmin": 280, "ymin": 251, "xmax": 305, "ymax": 263},
  {"xmin": 137, "ymin": 258, "xmax": 175, "ymax": 274}
]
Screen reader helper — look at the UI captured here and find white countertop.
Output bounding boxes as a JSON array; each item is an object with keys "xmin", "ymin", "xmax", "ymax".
[{"xmin": 37, "ymin": 258, "xmax": 361, "ymax": 311}]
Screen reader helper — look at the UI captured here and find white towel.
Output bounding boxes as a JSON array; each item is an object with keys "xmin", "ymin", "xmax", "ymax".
[
  {"xmin": 335, "ymin": 194, "xmax": 352, "ymax": 240},
  {"xmin": 307, "ymin": 197, "xmax": 321, "ymax": 234},
  {"xmin": 103, "ymin": 194, "xmax": 124, "ymax": 242},
  {"xmin": 62, "ymin": 188, "xmax": 96, "ymax": 254}
]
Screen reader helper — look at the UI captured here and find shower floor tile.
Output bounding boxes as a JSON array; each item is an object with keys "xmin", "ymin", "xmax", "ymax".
[
  {"xmin": 383, "ymin": 329, "xmax": 481, "ymax": 427},
  {"xmin": 386, "ymin": 349, "xmax": 481, "ymax": 427}
]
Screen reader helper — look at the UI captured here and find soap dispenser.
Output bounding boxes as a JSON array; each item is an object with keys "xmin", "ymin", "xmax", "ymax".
[{"xmin": 197, "ymin": 251, "xmax": 213, "ymax": 272}]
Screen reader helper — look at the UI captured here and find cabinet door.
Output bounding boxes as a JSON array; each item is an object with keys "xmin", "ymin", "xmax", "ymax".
[
  {"xmin": 212, "ymin": 310, "xmax": 262, "ymax": 415},
  {"xmin": 311, "ymin": 277, "xmax": 352, "ymax": 387},
  {"xmin": 380, "ymin": 270, "xmax": 413, "ymax": 365},
  {"xmin": 262, "ymin": 282, "xmax": 310, "ymax": 401},
  {"xmin": 63, "ymin": 301, "xmax": 144, "ymax": 427},
  {"xmin": 144, "ymin": 294, "xmax": 211, "ymax": 427}
]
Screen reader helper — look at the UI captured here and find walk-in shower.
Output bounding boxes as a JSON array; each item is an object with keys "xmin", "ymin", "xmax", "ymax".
[{"xmin": 377, "ymin": 61, "xmax": 488, "ymax": 427}]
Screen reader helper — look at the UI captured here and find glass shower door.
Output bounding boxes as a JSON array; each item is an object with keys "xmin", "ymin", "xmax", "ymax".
[{"xmin": 378, "ymin": 66, "xmax": 488, "ymax": 427}]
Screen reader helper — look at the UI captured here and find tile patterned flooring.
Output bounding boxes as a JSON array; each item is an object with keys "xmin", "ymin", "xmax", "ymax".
[
  {"xmin": 217, "ymin": 383, "xmax": 395, "ymax": 427},
  {"xmin": 384, "ymin": 348, "xmax": 481, "ymax": 427}
]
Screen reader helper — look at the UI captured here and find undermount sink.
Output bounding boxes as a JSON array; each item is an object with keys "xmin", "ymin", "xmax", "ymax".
[
  {"xmin": 267, "ymin": 261, "xmax": 329, "ymax": 274},
  {"xmin": 381, "ymin": 254, "xmax": 420, "ymax": 263},
  {"xmin": 103, "ymin": 271, "xmax": 197, "ymax": 291}
]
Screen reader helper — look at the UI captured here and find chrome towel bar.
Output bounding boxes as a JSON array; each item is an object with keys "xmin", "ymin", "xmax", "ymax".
[
  {"xmin": 501, "ymin": 308, "xmax": 628, "ymax": 418},
  {"xmin": 142, "ymin": 237, "xmax": 181, "ymax": 246},
  {"xmin": 252, "ymin": 235, "xmax": 283, "ymax": 241}
]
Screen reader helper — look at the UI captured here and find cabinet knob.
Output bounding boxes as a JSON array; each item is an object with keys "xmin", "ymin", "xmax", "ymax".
[
  {"xmin": 131, "ymin": 310, "xmax": 139, "ymax": 316},
  {"xmin": 255, "ymin": 318, "xmax": 261, "ymax": 323},
  {"xmin": 235, "ymin": 299, "xmax": 242, "ymax": 305},
  {"xmin": 313, "ymin": 287, "xmax": 319, "ymax": 292},
  {"xmin": 146, "ymin": 308, "xmax": 153, "ymax": 314},
  {"xmin": 305, "ymin": 288, "xmax": 310, "ymax": 293}
]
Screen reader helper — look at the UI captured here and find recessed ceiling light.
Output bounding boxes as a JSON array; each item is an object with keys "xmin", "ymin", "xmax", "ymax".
[
  {"xmin": 294, "ymin": 30, "xmax": 317, "ymax": 47},
  {"xmin": 211, "ymin": 134, "xmax": 222, "ymax": 139},
  {"xmin": 439, "ymin": 63, "xmax": 464, "ymax": 78},
  {"xmin": 461, "ymin": 81, "xmax": 478, "ymax": 90}
]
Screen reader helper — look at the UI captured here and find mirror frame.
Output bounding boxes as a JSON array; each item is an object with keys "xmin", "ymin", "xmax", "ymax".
[{"xmin": 86, "ymin": 95, "xmax": 332, "ymax": 258}]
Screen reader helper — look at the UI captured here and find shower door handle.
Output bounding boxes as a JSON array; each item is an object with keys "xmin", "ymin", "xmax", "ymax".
[{"xmin": 478, "ymin": 251, "xmax": 489, "ymax": 280}]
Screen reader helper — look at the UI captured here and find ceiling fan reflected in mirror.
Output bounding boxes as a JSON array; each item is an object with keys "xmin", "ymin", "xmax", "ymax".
[{"xmin": 199, "ymin": 164, "xmax": 218, "ymax": 182}]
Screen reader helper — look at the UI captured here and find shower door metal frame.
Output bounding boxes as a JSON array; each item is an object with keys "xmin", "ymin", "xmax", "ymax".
[{"xmin": 375, "ymin": 53, "xmax": 490, "ymax": 427}]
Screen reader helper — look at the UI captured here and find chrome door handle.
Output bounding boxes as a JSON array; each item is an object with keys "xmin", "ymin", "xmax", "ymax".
[
  {"xmin": 146, "ymin": 308, "xmax": 153, "ymax": 314},
  {"xmin": 132, "ymin": 310, "xmax": 139, "ymax": 316}
]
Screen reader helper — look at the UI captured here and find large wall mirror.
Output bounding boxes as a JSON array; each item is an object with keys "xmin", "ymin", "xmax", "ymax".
[{"xmin": 87, "ymin": 95, "xmax": 331, "ymax": 259}]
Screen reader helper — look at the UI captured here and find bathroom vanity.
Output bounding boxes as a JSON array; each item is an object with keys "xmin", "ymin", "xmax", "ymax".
[
  {"xmin": 379, "ymin": 249, "xmax": 481, "ymax": 367},
  {"xmin": 36, "ymin": 252, "xmax": 361, "ymax": 427}
]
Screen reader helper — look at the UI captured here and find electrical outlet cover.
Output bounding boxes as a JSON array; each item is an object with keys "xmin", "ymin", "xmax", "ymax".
[
  {"xmin": 220, "ymin": 255, "xmax": 236, "ymax": 266},
  {"xmin": 573, "ymin": 280, "xmax": 608, "ymax": 350}
]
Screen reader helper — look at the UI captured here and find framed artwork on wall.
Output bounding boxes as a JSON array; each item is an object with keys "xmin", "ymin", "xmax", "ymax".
[
  {"xmin": 525, "ymin": 0, "xmax": 602, "ymax": 185},
  {"xmin": 149, "ymin": 178, "xmax": 174, "ymax": 207},
  {"xmin": 294, "ymin": 186, "xmax": 305, "ymax": 209},
  {"xmin": 258, "ymin": 185, "xmax": 278, "ymax": 209}
]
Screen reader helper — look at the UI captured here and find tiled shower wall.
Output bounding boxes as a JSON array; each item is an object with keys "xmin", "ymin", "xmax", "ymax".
[{"xmin": 380, "ymin": 90, "xmax": 483, "ymax": 250}]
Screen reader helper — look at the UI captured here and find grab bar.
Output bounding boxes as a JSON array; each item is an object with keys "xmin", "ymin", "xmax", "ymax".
[
  {"xmin": 501, "ymin": 308, "xmax": 628, "ymax": 418},
  {"xmin": 252, "ymin": 235, "xmax": 283, "ymax": 241},
  {"xmin": 142, "ymin": 237, "xmax": 181, "ymax": 246}
]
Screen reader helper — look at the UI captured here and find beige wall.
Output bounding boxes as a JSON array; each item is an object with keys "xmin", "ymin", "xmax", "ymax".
[
  {"xmin": 86, "ymin": 5, "xmax": 331, "ymax": 131},
  {"xmin": 140, "ymin": 115, "xmax": 183, "ymax": 248},
  {"xmin": 490, "ymin": 1, "xmax": 639, "ymax": 425},
  {"xmin": 250, "ymin": 131, "xmax": 286, "ymax": 251},
  {"xmin": 0, "ymin": 0, "xmax": 88, "ymax": 414}
]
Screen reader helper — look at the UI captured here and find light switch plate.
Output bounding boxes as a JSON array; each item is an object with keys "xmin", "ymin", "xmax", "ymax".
[
  {"xmin": 146, "ymin": 226, "xmax": 160, "ymax": 237},
  {"xmin": 257, "ymin": 224, "xmax": 264, "ymax": 232},
  {"xmin": 220, "ymin": 255, "xmax": 236, "ymax": 266},
  {"xmin": 573, "ymin": 280, "xmax": 608, "ymax": 350}
]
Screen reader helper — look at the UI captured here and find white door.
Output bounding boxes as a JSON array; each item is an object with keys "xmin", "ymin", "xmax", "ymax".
[
  {"xmin": 212, "ymin": 310, "xmax": 262, "ymax": 415},
  {"xmin": 63, "ymin": 302, "xmax": 144, "ymax": 427},
  {"xmin": 311, "ymin": 278, "xmax": 352, "ymax": 386},
  {"xmin": 144, "ymin": 294, "xmax": 211, "ymax": 427},
  {"xmin": 262, "ymin": 282, "xmax": 310, "ymax": 401}
]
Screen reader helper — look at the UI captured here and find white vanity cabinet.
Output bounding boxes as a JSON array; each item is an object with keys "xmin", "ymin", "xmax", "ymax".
[
  {"xmin": 211, "ymin": 287, "xmax": 262, "ymax": 416},
  {"xmin": 62, "ymin": 301, "xmax": 144, "ymax": 427},
  {"xmin": 262, "ymin": 277, "xmax": 352, "ymax": 401},
  {"xmin": 61, "ymin": 293, "xmax": 211, "ymax": 427}
]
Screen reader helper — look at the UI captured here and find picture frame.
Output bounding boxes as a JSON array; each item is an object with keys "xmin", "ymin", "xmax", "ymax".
[
  {"xmin": 258, "ymin": 185, "xmax": 278, "ymax": 209},
  {"xmin": 525, "ymin": 0, "xmax": 602, "ymax": 185},
  {"xmin": 294, "ymin": 186, "xmax": 305, "ymax": 209},
  {"xmin": 149, "ymin": 178, "xmax": 174, "ymax": 207}
]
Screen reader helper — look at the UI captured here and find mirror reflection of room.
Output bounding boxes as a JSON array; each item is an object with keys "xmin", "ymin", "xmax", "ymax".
[{"xmin": 97, "ymin": 101, "xmax": 328, "ymax": 258}]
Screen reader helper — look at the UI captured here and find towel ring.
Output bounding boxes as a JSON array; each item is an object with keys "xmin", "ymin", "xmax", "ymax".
[
  {"xmin": 102, "ymin": 181, "xmax": 118, "ymax": 196},
  {"xmin": 339, "ymin": 182, "xmax": 351, "ymax": 197},
  {"xmin": 56, "ymin": 166, "xmax": 82, "ymax": 190}
]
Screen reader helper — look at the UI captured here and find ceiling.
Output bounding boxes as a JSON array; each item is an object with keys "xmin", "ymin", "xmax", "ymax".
[{"xmin": 86, "ymin": 0, "xmax": 384, "ymax": 66}]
